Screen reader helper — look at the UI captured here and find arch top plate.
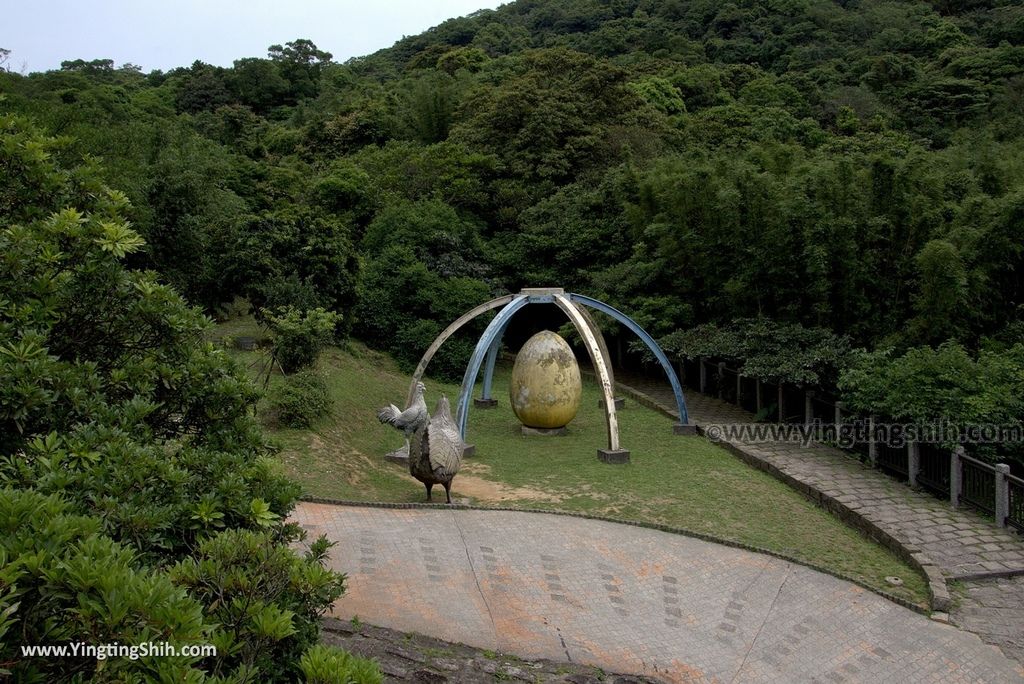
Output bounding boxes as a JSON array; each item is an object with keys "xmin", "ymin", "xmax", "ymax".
[
  {"xmin": 519, "ymin": 287, "xmax": 565, "ymax": 296},
  {"xmin": 520, "ymin": 287, "xmax": 564, "ymax": 303}
]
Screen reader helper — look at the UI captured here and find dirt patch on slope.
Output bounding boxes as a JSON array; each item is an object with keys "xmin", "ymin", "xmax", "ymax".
[
  {"xmin": 452, "ymin": 474, "xmax": 563, "ymax": 503},
  {"xmin": 449, "ymin": 462, "xmax": 563, "ymax": 503}
]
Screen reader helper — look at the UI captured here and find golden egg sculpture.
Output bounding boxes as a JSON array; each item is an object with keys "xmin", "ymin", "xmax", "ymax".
[{"xmin": 509, "ymin": 330, "xmax": 582, "ymax": 429}]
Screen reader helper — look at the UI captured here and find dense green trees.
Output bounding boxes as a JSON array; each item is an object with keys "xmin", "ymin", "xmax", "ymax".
[
  {"xmin": 839, "ymin": 342, "xmax": 1024, "ymax": 462},
  {"xmin": 5, "ymin": 1, "xmax": 1018, "ymax": 675},
  {"xmin": 226, "ymin": 207, "xmax": 359, "ymax": 320},
  {"xmin": 269, "ymin": 39, "xmax": 334, "ymax": 101},
  {"xmin": 0, "ymin": 114, "xmax": 375, "ymax": 680},
  {"xmin": 662, "ymin": 319, "xmax": 852, "ymax": 387},
  {"xmin": 1, "ymin": 0, "xmax": 1023, "ymax": 442}
]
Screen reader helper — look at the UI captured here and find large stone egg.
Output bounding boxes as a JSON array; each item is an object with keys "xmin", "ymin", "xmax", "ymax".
[{"xmin": 509, "ymin": 330, "xmax": 582, "ymax": 429}]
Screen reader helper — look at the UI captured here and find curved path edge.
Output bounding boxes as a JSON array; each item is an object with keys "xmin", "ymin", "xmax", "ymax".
[
  {"xmin": 299, "ymin": 496, "xmax": 928, "ymax": 615},
  {"xmin": 608, "ymin": 379, "xmax": 953, "ymax": 614},
  {"xmin": 293, "ymin": 500, "xmax": 1024, "ymax": 683}
]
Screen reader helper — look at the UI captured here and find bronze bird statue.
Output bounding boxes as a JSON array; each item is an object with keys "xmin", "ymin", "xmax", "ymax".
[
  {"xmin": 377, "ymin": 386, "xmax": 464, "ymax": 503},
  {"xmin": 412, "ymin": 395, "xmax": 464, "ymax": 503}
]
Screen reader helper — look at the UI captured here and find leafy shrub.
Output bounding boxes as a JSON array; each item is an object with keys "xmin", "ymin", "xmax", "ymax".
[
  {"xmin": 1, "ymin": 430, "xmax": 302, "ymax": 566},
  {"xmin": 267, "ymin": 370, "xmax": 333, "ymax": 428},
  {"xmin": 0, "ymin": 488, "xmax": 214, "ymax": 682},
  {"xmin": 0, "ymin": 114, "xmax": 357, "ymax": 681},
  {"xmin": 839, "ymin": 343, "xmax": 1024, "ymax": 463},
  {"xmin": 171, "ymin": 529, "xmax": 347, "ymax": 680},
  {"xmin": 264, "ymin": 306, "xmax": 342, "ymax": 373},
  {"xmin": 299, "ymin": 644, "xmax": 383, "ymax": 684}
]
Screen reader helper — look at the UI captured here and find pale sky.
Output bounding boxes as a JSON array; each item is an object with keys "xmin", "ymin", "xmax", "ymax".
[{"xmin": 4, "ymin": 1, "xmax": 507, "ymax": 74}]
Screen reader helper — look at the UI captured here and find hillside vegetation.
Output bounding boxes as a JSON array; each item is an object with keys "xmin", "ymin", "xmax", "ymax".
[
  {"xmin": 3, "ymin": 3, "xmax": 1014, "ymax": 676},
  {"xmin": 4, "ymin": 0, "xmax": 1023, "ymax": 461}
]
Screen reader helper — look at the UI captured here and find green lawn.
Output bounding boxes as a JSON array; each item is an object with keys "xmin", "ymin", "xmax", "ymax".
[{"xmin": 217, "ymin": 316, "xmax": 929, "ymax": 607}]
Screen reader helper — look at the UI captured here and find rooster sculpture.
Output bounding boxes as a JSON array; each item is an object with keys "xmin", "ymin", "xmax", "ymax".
[
  {"xmin": 377, "ymin": 381, "xmax": 428, "ymax": 437},
  {"xmin": 377, "ymin": 384, "xmax": 464, "ymax": 503}
]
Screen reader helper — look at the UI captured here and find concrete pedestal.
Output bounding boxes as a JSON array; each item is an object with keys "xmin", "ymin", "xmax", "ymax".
[
  {"xmin": 474, "ymin": 398, "xmax": 498, "ymax": 408},
  {"xmin": 384, "ymin": 444, "xmax": 409, "ymax": 465},
  {"xmin": 521, "ymin": 426, "xmax": 568, "ymax": 437},
  {"xmin": 597, "ymin": 449, "xmax": 630, "ymax": 464}
]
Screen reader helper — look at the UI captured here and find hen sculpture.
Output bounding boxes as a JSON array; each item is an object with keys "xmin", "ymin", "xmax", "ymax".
[{"xmin": 377, "ymin": 383, "xmax": 464, "ymax": 503}]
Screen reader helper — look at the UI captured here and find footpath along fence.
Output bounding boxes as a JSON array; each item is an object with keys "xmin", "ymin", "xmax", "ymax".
[{"xmin": 678, "ymin": 357, "xmax": 1024, "ymax": 534}]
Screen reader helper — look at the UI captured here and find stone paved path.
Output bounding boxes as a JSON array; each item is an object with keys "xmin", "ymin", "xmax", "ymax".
[
  {"xmin": 954, "ymin": 576, "xmax": 1024, "ymax": 665},
  {"xmin": 293, "ymin": 503, "xmax": 1023, "ymax": 683},
  {"xmin": 616, "ymin": 371, "xmax": 1024, "ymax": 664}
]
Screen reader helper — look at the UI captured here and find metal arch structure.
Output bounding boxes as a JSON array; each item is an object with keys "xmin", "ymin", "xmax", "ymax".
[
  {"xmin": 407, "ymin": 294, "xmax": 514, "ymax": 407},
  {"xmin": 407, "ymin": 287, "xmax": 693, "ymax": 461},
  {"xmin": 552, "ymin": 293, "xmax": 620, "ymax": 450},
  {"xmin": 452, "ymin": 289, "xmax": 623, "ymax": 455},
  {"xmin": 476, "ymin": 297, "xmax": 617, "ymax": 406},
  {"xmin": 455, "ymin": 295, "xmax": 532, "ymax": 437},
  {"xmin": 569, "ymin": 293, "xmax": 690, "ymax": 426},
  {"xmin": 480, "ymin": 317, "xmax": 512, "ymax": 404},
  {"xmin": 574, "ymin": 302, "xmax": 617, "ymax": 392}
]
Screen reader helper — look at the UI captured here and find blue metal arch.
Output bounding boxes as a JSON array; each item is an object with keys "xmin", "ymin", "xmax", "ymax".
[
  {"xmin": 569, "ymin": 293, "xmax": 690, "ymax": 425},
  {"xmin": 456, "ymin": 296, "xmax": 530, "ymax": 436},
  {"xmin": 480, "ymin": 317, "xmax": 512, "ymax": 402}
]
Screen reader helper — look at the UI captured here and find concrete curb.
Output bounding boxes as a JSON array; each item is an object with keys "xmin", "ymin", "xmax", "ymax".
[
  {"xmin": 609, "ymin": 378, "xmax": 951, "ymax": 614},
  {"xmin": 948, "ymin": 568, "xmax": 1024, "ymax": 581},
  {"xmin": 297, "ymin": 495, "xmax": 930, "ymax": 616},
  {"xmin": 614, "ymin": 380, "xmax": 682, "ymax": 422}
]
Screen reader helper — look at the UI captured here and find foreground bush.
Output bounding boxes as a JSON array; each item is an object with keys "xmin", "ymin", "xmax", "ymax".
[
  {"xmin": 171, "ymin": 529, "xmax": 348, "ymax": 680},
  {"xmin": 0, "ymin": 488, "xmax": 212, "ymax": 681},
  {"xmin": 0, "ymin": 113, "xmax": 378, "ymax": 681}
]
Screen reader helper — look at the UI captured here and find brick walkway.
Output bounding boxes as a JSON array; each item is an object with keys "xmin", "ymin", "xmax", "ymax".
[
  {"xmin": 293, "ymin": 503, "xmax": 1023, "ymax": 683},
  {"xmin": 615, "ymin": 371, "xmax": 1024, "ymax": 664}
]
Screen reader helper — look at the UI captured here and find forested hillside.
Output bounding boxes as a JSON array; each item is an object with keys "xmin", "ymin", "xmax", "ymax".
[{"xmin": 3, "ymin": 0, "xmax": 1024, "ymax": 450}]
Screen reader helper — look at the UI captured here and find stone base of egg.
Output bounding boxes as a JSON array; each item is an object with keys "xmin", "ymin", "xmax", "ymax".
[{"xmin": 521, "ymin": 425, "xmax": 568, "ymax": 436}]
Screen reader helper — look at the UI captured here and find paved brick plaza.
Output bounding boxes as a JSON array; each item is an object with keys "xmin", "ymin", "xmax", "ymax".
[
  {"xmin": 619, "ymin": 373, "xmax": 1024, "ymax": 664},
  {"xmin": 293, "ymin": 503, "xmax": 1023, "ymax": 683}
]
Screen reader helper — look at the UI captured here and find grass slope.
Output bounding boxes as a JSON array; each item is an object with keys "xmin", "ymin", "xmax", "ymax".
[{"xmin": 219, "ymin": 318, "xmax": 928, "ymax": 606}]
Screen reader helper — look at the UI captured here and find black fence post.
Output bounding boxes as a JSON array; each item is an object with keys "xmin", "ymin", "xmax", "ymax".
[
  {"xmin": 868, "ymin": 415, "xmax": 877, "ymax": 468},
  {"xmin": 908, "ymin": 440, "xmax": 920, "ymax": 488},
  {"xmin": 950, "ymin": 446, "xmax": 963, "ymax": 509},
  {"xmin": 996, "ymin": 464, "xmax": 1011, "ymax": 528}
]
